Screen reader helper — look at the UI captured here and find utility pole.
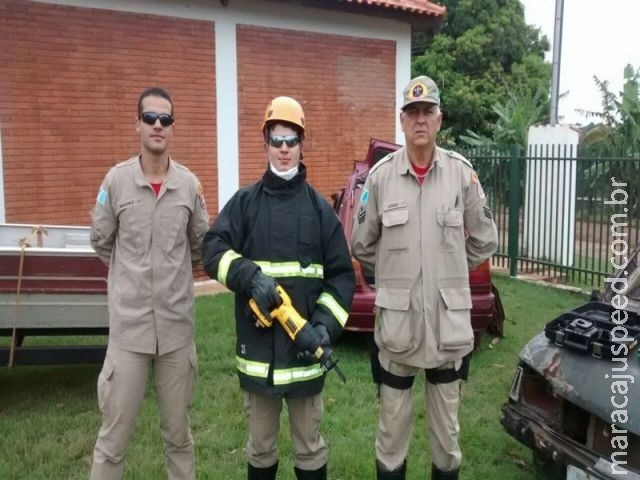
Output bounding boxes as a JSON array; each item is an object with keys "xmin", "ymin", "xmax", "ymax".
[{"xmin": 549, "ymin": 0, "xmax": 565, "ymax": 125}]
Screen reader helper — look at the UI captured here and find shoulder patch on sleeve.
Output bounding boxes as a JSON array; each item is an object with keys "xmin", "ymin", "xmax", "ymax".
[
  {"xmin": 357, "ymin": 190, "xmax": 368, "ymax": 224},
  {"xmin": 358, "ymin": 203, "xmax": 366, "ymax": 224},
  {"xmin": 447, "ymin": 149, "xmax": 474, "ymax": 169},
  {"xmin": 197, "ymin": 181, "xmax": 206, "ymax": 210},
  {"xmin": 360, "ymin": 188, "xmax": 369, "ymax": 206},
  {"xmin": 96, "ymin": 187, "xmax": 108, "ymax": 206}
]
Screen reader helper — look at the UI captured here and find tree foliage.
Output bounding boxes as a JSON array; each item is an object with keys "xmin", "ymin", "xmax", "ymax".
[
  {"xmin": 460, "ymin": 87, "xmax": 548, "ymax": 149},
  {"xmin": 578, "ymin": 64, "xmax": 640, "ymax": 157},
  {"xmin": 577, "ymin": 65, "xmax": 640, "ymax": 216},
  {"xmin": 412, "ymin": 0, "xmax": 552, "ymax": 143}
]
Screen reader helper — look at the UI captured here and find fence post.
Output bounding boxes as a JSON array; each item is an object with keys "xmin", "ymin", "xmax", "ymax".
[{"xmin": 508, "ymin": 145, "xmax": 521, "ymax": 277}]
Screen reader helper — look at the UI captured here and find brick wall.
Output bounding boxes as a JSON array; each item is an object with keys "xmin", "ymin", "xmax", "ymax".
[
  {"xmin": 236, "ymin": 25, "xmax": 396, "ymax": 200},
  {"xmin": 0, "ymin": 2, "xmax": 398, "ymax": 225},
  {"xmin": 0, "ymin": 0, "xmax": 217, "ymax": 224}
]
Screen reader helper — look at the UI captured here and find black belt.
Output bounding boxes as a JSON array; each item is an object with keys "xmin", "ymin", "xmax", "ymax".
[
  {"xmin": 371, "ymin": 342, "xmax": 471, "ymax": 388},
  {"xmin": 425, "ymin": 353, "xmax": 471, "ymax": 384}
]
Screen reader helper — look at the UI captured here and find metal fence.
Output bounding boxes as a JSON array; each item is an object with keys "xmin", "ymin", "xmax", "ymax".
[{"xmin": 464, "ymin": 145, "xmax": 640, "ymax": 289}]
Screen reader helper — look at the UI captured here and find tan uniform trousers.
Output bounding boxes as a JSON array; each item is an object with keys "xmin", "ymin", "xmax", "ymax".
[
  {"xmin": 243, "ymin": 390, "xmax": 328, "ymax": 471},
  {"xmin": 376, "ymin": 351, "xmax": 463, "ymax": 473},
  {"xmin": 90, "ymin": 342, "xmax": 197, "ymax": 480}
]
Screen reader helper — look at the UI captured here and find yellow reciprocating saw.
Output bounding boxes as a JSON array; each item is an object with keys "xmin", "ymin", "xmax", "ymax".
[{"xmin": 249, "ymin": 285, "xmax": 346, "ymax": 383}]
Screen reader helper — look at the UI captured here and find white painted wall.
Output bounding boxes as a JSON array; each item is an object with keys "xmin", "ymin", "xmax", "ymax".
[
  {"xmin": 30, "ymin": 0, "xmax": 412, "ymax": 210},
  {"xmin": 214, "ymin": 20, "xmax": 239, "ymax": 213},
  {"xmin": 525, "ymin": 124, "xmax": 580, "ymax": 266}
]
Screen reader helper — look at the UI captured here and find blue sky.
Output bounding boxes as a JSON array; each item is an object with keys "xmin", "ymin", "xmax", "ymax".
[{"xmin": 521, "ymin": 0, "xmax": 640, "ymax": 125}]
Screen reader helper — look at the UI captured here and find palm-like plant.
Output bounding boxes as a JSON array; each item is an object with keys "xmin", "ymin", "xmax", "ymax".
[
  {"xmin": 578, "ymin": 64, "xmax": 640, "ymax": 157},
  {"xmin": 577, "ymin": 65, "xmax": 640, "ymax": 217},
  {"xmin": 460, "ymin": 86, "xmax": 549, "ymax": 150},
  {"xmin": 458, "ymin": 86, "xmax": 549, "ymax": 208}
]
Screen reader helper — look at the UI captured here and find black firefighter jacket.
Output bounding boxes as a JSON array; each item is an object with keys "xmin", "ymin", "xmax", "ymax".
[{"xmin": 203, "ymin": 163, "xmax": 355, "ymax": 398}]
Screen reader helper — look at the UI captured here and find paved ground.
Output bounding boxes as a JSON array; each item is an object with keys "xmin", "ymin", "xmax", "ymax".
[
  {"xmin": 492, "ymin": 265, "xmax": 586, "ymax": 294},
  {"xmin": 194, "ymin": 280, "xmax": 229, "ymax": 297}
]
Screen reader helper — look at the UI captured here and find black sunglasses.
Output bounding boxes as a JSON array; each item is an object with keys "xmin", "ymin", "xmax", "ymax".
[
  {"xmin": 269, "ymin": 135, "xmax": 300, "ymax": 148},
  {"xmin": 139, "ymin": 111, "xmax": 175, "ymax": 127}
]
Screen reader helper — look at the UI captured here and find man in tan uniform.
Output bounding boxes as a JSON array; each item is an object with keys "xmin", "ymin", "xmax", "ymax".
[
  {"xmin": 89, "ymin": 87, "xmax": 209, "ymax": 480},
  {"xmin": 351, "ymin": 76, "xmax": 498, "ymax": 480}
]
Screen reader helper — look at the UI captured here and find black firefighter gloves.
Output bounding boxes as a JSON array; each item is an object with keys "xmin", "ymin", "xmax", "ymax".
[{"xmin": 249, "ymin": 270, "xmax": 282, "ymax": 323}]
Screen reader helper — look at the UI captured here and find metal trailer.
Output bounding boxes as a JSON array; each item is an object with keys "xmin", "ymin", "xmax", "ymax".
[{"xmin": 0, "ymin": 224, "xmax": 108, "ymax": 367}]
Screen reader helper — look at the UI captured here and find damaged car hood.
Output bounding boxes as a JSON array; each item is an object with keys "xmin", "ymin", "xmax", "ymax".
[{"xmin": 520, "ymin": 332, "xmax": 640, "ymax": 436}]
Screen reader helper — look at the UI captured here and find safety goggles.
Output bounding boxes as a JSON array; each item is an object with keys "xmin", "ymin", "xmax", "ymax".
[
  {"xmin": 139, "ymin": 111, "xmax": 175, "ymax": 127},
  {"xmin": 269, "ymin": 135, "xmax": 300, "ymax": 148}
]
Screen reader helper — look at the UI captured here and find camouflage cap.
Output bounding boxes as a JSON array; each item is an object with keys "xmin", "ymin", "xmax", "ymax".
[{"xmin": 401, "ymin": 75, "xmax": 440, "ymax": 110}]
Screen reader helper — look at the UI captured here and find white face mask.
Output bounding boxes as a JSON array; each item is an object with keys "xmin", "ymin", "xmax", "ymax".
[{"xmin": 269, "ymin": 162, "xmax": 298, "ymax": 181}]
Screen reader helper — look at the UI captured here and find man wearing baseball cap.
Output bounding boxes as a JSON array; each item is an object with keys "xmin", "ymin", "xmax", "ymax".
[{"xmin": 352, "ymin": 76, "xmax": 498, "ymax": 479}]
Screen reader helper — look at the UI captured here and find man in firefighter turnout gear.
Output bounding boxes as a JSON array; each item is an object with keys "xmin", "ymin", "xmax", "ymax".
[
  {"xmin": 352, "ymin": 76, "xmax": 498, "ymax": 480},
  {"xmin": 203, "ymin": 96, "xmax": 355, "ymax": 480}
]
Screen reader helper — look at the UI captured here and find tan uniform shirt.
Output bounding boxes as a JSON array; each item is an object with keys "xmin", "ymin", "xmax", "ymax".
[
  {"xmin": 91, "ymin": 156, "xmax": 209, "ymax": 355},
  {"xmin": 352, "ymin": 147, "xmax": 498, "ymax": 368}
]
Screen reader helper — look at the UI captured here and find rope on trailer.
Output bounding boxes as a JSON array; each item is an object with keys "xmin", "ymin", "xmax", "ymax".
[{"xmin": 8, "ymin": 225, "xmax": 48, "ymax": 368}]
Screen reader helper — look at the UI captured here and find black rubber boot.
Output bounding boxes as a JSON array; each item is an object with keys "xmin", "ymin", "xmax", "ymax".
[
  {"xmin": 431, "ymin": 463, "xmax": 459, "ymax": 480},
  {"xmin": 248, "ymin": 461, "xmax": 278, "ymax": 480},
  {"xmin": 294, "ymin": 463, "xmax": 327, "ymax": 480},
  {"xmin": 376, "ymin": 460, "xmax": 407, "ymax": 479}
]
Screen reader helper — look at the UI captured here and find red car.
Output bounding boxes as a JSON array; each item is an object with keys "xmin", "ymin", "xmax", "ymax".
[{"xmin": 332, "ymin": 139, "xmax": 505, "ymax": 347}]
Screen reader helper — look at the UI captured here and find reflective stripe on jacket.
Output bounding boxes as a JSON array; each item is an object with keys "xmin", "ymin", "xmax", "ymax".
[
  {"xmin": 202, "ymin": 163, "xmax": 354, "ymax": 398},
  {"xmin": 236, "ymin": 356, "xmax": 325, "ymax": 385}
]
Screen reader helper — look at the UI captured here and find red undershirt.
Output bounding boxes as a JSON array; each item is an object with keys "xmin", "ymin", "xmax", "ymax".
[
  {"xmin": 151, "ymin": 182, "xmax": 162, "ymax": 197},
  {"xmin": 412, "ymin": 162, "xmax": 431, "ymax": 185}
]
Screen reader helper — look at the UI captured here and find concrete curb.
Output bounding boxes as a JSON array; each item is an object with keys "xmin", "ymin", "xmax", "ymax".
[{"xmin": 194, "ymin": 279, "xmax": 229, "ymax": 297}]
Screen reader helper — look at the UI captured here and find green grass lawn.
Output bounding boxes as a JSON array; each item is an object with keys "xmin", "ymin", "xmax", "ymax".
[{"xmin": 0, "ymin": 275, "xmax": 587, "ymax": 479}]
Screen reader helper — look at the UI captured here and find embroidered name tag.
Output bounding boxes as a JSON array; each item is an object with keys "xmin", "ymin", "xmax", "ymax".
[
  {"xmin": 383, "ymin": 199, "xmax": 408, "ymax": 210},
  {"xmin": 119, "ymin": 199, "xmax": 143, "ymax": 210}
]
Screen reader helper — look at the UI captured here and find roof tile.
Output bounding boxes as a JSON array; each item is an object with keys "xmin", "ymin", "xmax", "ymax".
[{"xmin": 343, "ymin": 0, "xmax": 445, "ymax": 17}]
